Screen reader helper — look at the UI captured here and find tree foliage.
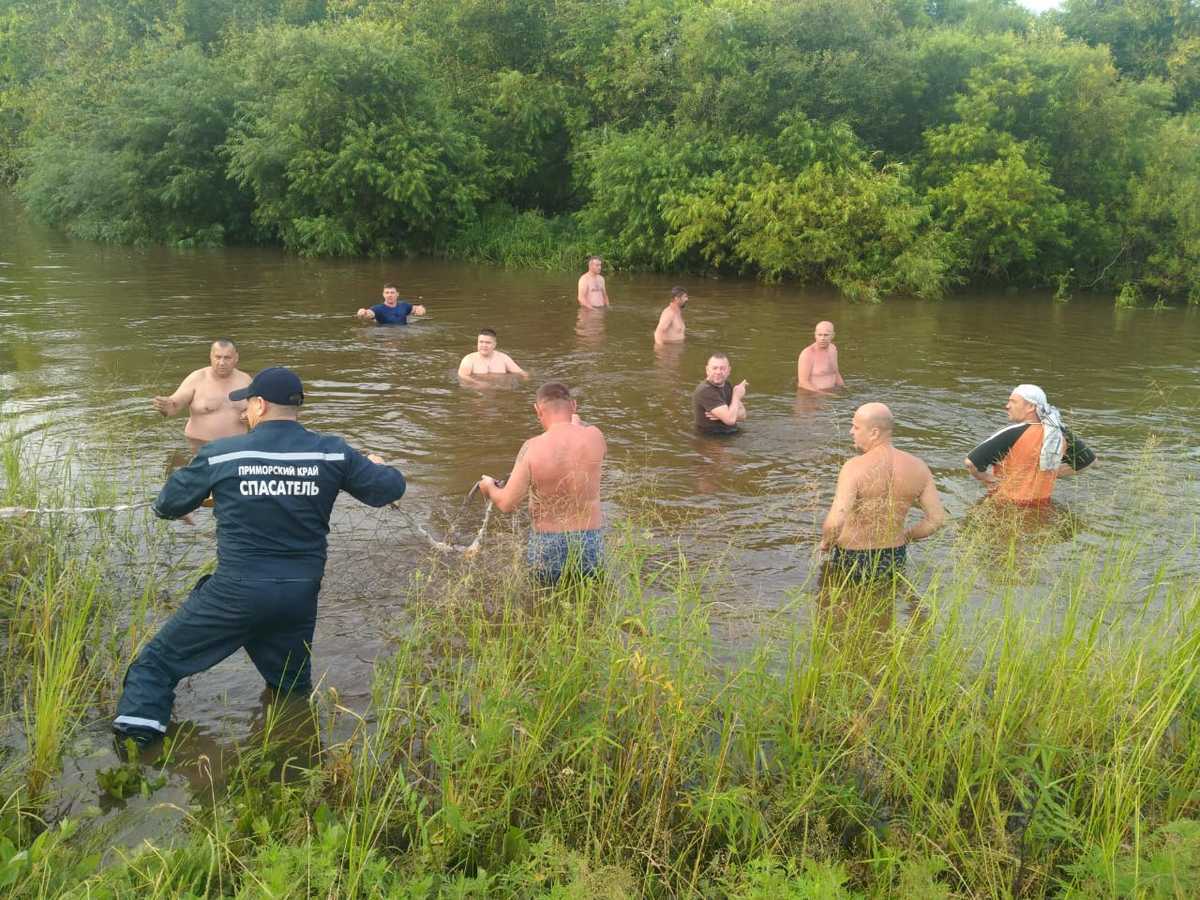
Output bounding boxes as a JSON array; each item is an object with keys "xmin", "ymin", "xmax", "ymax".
[
  {"xmin": 1125, "ymin": 114, "xmax": 1200, "ymax": 303},
  {"xmin": 17, "ymin": 44, "xmax": 250, "ymax": 244},
  {"xmin": 1054, "ymin": 0, "xmax": 1200, "ymax": 110},
  {"xmin": 2, "ymin": 0, "xmax": 1197, "ymax": 299},
  {"xmin": 223, "ymin": 22, "xmax": 488, "ymax": 256}
]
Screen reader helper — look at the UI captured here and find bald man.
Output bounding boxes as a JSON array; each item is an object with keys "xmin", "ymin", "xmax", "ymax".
[
  {"xmin": 820, "ymin": 402, "xmax": 945, "ymax": 584},
  {"xmin": 797, "ymin": 321, "xmax": 845, "ymax": 393}
]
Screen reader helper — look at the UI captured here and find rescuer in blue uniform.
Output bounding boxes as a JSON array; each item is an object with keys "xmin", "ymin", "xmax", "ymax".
[{"xmin": 113, "ymin": 367, "xmax": 408, "ymax": 746}]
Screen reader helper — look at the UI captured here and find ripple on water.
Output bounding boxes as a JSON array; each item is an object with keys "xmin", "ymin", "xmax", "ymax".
[{"xmin": 1, "ymin": 239, "xmax": 1198, "ymax": 736}]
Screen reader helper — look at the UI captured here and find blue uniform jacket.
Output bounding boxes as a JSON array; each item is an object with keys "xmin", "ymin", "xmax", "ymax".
[{"xmin": 154, "ymin": 419, "xmax": 406, "ymax": 579}]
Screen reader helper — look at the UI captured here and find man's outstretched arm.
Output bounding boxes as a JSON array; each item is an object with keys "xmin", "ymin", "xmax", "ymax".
[
  {"xmin": 503, "ymin": 354, "xmax": 529, "ymax": 378},
  {"xmin": 154, "ymin": 453, "xmax": 212, "ymax": 518},
  {"xmin": 152, "ymin": 372, "xmax": 197, "ymax": 417},
  {"xmin": 342, "ymin": 448, "xmax": 407, "ymax": 506},
  {"xmin": 479, "ymin": 442, "xmax": 532, "ymax": 512}
]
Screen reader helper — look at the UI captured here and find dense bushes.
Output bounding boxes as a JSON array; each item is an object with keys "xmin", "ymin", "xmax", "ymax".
[
  {"xmin": 2, "ymin": 0, "xmax": 1198, "ymax": 299},
  {"xmin": 603, "ymin": 117, "xmax": 959, "ymax": 298},
  {"xmin": 224, "ymin": 23, "xmax": 490, "ymax": 256},
  {"xmin": 16, "ymin": 45, "xmax": 251, "ymax": 245}
]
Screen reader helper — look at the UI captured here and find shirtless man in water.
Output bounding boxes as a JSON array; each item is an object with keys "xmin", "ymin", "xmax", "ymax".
[
  {"xmin": 820, "ymin": 403, "xmax": 945, "ymax": 585},
  {"xmin": 458, "ymin": 328, "xmax": 528, "ymax": 380},
  {"xmin": 797, "ymin": 321, "xmax": 845, "ymax": 393},
  {"xmin": 577, "ymin": 256, "xmax": 610, "ymax": 308},
  {"xmin": 653, "ymin": 287, "xmax": 688, "ymax": 344},
  {"xmin": 479, "ymin": 382, "xmax": 606, "ymax": 585},
  {"xmin": 152, "ymin": 339, "xmax": 252, "ymax": 453}
]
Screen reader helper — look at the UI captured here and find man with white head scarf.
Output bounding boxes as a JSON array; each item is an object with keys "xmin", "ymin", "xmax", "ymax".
[{"xmin": 965, "ymin": 384, "xmax": 1096, "ymax": 505}]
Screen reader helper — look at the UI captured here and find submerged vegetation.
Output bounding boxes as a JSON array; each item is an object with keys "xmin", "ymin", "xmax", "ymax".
[
  {"xmin": 1, "ymin": 0, "xmax": 1199, "ymax": 301},
  {"xmin": 2, "ymin": 430, "xmax": 1200, "ymax": 895}
]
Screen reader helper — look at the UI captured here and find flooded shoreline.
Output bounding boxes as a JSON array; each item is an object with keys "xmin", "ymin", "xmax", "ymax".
[
  {"xmin": 4, "ymin": 196, "xmax": 1200, "ymax": 895},
  {"xmin": 2, "ymin": 193, "xmax": 1199, "ymax": 727}
]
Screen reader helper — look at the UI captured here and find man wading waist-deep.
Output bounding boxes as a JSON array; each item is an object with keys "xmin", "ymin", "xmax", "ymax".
[
  {"xmin": 113, "ymin": 367, "xmax": 408, "ymax": 746},
  {"xmin": 478, "ymin": 382, "xmax": 607, "ymax": 585}
]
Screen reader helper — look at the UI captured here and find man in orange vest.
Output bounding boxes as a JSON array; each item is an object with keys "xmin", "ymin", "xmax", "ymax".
[{"xmin": 965, "ymin": 384, "xmax": 1096, "ymax": 505}]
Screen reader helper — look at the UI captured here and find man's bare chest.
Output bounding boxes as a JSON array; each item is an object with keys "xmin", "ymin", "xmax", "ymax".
[{"xmin": 192, "ymin": 382, "xmax": 234, "ymax": 414}]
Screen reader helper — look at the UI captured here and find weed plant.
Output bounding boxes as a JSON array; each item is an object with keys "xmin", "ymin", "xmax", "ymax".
[{"xmin": 1, "ymin": 430, "xmax": 1199, "ymax": 896}]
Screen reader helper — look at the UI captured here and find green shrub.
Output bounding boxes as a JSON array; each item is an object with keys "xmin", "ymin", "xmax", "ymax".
[
  {"xmin": 224, "ymin": 21, "xmax": 490, "ymax": 257},
  {"xmin": 17, "ymin": 45, "xmax": 251, "ymax": 245}
]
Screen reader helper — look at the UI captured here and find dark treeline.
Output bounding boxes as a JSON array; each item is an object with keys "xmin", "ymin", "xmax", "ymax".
[{"xmin": 1, "ymin": 0, "xmax": 1198, "ymax": 301}]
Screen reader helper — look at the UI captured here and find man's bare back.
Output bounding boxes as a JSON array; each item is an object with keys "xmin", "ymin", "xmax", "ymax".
[
  {"xmin": 797, "ymin": 321, "xmax": 845, "ymax": 393},
  {"xmin": 479, "ymin": 385, "xmax": 605, "ymax": 533},
  {"xmin": 577, "ymin": 257, "xmax": 610, "ymax": 308},
  {"xmin": 152, "ymin": 341, "xmax": 251, "ymax": 453},
  {"xmin": 521, "ymin": 423, "xmax": 605, "ymax": 531},
  {"xmin": 821, "ymin": 403, "xmax": 944, "ymax": 551},
  {"xmin": 829, "ymin": 447, "xmax": 938, "ymax": 549}
]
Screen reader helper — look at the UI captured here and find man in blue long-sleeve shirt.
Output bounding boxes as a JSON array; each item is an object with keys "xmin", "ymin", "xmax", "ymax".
[{"xmin": 114, "ymin": 367, "xmax": 407, "ymax": 746}]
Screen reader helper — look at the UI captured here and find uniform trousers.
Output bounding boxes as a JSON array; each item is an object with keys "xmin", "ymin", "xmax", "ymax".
[{"xmin": 114, "ymin": 570, "xmax": 320, "ymax": 737}]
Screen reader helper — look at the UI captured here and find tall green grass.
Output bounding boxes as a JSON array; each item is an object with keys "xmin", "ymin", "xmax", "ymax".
[
  {"xmin": 0, "ymin": 433, "xmax": 178, "ymax": 844},
  {"xmin": 1, "ymin": 430, "xmax": 1199, "ymax": 896}
]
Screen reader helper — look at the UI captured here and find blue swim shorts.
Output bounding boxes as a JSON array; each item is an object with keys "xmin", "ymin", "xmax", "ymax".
[{"xmin": 527, "ymin": 529, "xmax": 604, "ymax": 586}]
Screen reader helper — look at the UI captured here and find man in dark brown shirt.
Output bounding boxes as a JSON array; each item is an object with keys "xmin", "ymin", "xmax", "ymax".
[{"xmin": 692, "ymin": 353, "xmax": 747, "ymax": 435}]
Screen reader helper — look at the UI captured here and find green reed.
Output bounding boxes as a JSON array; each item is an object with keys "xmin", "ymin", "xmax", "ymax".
[
  {"xmin": 0, "ymin": 434, "xmax": 176, "ymax": 828},
  {"xmin": 1, "ymin": 430, "xmax": 1199, "ymax": 896}
]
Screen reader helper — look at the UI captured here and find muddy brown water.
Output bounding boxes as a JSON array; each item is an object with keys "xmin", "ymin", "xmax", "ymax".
[{"xmin": 2, "ymin": 193, "xmax": 1199, "ymax": 749}]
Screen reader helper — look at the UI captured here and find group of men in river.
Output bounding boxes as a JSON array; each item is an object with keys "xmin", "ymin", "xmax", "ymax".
[{"xmin": 115, "ymin": 262, "xmax": 1096, "ymax": 746}]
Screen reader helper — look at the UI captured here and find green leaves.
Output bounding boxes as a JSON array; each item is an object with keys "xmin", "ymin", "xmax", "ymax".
[
  {"xmin": 3, "ymin": 0, "xmax": 1198, "ymax": 298},
  {"xmin": 17, "ymin": 44, "xmax": 251, "ymax": 245},
  {"xmin": 928, "ymin": 142, "xmax": 1070, "ymax": 284},
  {"xmin": 225, "ymin": 22, "xmax": 489, "ymax": 256},
  {"xmin": 96, "ymin": 741, "xmax": 169, "ymax": 800},
  {"xmin": 584, "ymin": 115, "xmax": 955, "ymax": 297},
  {"xmin": 577, "ymin": 123, "xmax": 730, "ymax": 270},
  {"xmin": 1125, "ymin": 114, "xmax": 1200, "ymax": 303}
]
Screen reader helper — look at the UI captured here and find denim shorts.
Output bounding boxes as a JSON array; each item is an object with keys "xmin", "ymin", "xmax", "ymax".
[{"xmin": 527, "ymin": 529, "xmax": 604, "ymax": 585}]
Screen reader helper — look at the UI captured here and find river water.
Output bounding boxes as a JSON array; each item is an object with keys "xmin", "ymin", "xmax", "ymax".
[{"xmin": 2, "ymin": 194, "xmax": 1199, "ymax": 740}]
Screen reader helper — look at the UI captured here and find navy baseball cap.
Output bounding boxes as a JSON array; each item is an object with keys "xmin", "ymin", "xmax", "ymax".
[{"xmin": 229, "ymin": 367, "xmax": 304, "ymax": 406}]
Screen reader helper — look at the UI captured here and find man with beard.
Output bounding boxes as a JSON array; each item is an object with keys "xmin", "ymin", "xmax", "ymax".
[{"xmin": 653, "ymin": 287, "xmax": 688, "ymax": 345}]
